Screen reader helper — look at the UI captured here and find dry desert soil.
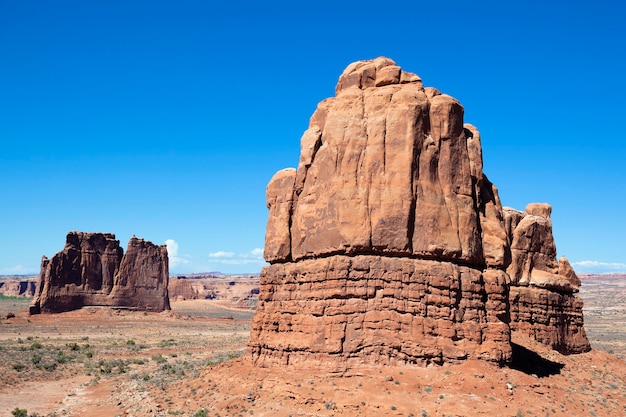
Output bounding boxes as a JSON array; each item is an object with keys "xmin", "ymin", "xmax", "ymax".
[{"xmin": 0, "ymin": 275, "xmax": 625, "ymax": 417}]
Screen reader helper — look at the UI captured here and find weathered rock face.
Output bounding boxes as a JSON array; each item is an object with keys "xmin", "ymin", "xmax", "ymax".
[
  {"xmin": 168, "ymin": 278, "xmax": 200, "ymax": 301},
  {"xmin": 509, "ymin": 286, "xmax": 589, "ymax": 354},
  {"xmin": 249, "ymin": 57, "xmax": 589, "ymax": 369},
  {"xmin": 251, "ymin": 256, "xmax": 511, "ymax": 368},
  {"xmin": 30, "ymin": 232, "xmax": 169, "ymax": 314},
  {"xmin": 504, "ymin": 205, "xmax": 589, "ymax": 353},
  {"xmin": 0, "ymin": 279, "xmax": 37, "ymax": 297}
]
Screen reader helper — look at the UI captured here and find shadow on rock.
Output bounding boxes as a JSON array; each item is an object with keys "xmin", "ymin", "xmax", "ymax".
[{"xmin": 510, "ymin": 343, "xmax": 564, "ymax": 377}]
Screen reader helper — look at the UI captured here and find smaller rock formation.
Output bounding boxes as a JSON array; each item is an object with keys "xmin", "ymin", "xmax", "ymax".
[
  {"xmin": 0, "ymin": 278, "xmax": 37, "ymax": 297},
  {"xmin": 30, "ymin": 232, "xmax": 169, "ymax": 314},
  {"xmin": 168, "ymin": 277, "xmax": 200, "ymax": 301},
  {"xmin": 504, "ymin": 204, "xmax": 590, "ymax": 353}
]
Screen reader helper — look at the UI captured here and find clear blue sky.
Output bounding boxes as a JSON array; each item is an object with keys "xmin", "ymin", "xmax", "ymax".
[{"xmin": 1, "ymin": 1, "xmax": 624, "ymax": 275}]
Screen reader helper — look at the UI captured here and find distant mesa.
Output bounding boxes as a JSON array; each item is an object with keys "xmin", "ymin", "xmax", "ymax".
[
  {"xmin": 168, "ymin": 274, "xmax": 260, "ymax": 308},
  {"xmin": 248, "ymin": 57, "xmax": 590, "ymax": 370},
  {"xmin": 30, "ymin": 231, "xmax": 170, "ymax": 314},
  {"xmin": 0, "ymin": 277, "xmax": 37, "ymax": 297}
]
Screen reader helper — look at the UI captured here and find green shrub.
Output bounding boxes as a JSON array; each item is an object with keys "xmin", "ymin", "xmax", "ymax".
[
  {"xmin": 55, "ymin": 351, "xmax": 72, "ymax": 363},
  {"xmin": 11, "ymin": 408, "xmax": 27, "ymax": 417},
  {"xmin": 159, "ymin": 339, "xmax": 176, "ymax": 347},
  {"xmin": 151, "ymin": 353, "xmax": 167, "ymax": 363},
  {"xmin": 12, "ymin": 363, "xmax": 25, "ymax": 372},
  {"xmin": 41, "ymin": 362, "xmax": 57, "ymax": 371}
]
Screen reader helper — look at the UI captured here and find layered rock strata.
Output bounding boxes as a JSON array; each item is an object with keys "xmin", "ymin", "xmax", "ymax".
[
  {"xmin": 504, "ymin": 205, "xmax": 589, "ymax": 353},
  {"xmin": 30, "ymin": 232, "xmax": 169, "ymax": 314},
  {"xmin": 0, "ymin": 279, "xmax": 37, "ymax": 297},
  {"xmin": 248, "ymin": 57, "xmax": 589, "ymax": 369}
]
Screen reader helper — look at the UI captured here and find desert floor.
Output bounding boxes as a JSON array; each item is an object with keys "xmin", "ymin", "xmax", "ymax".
[{"xmin": 0, "ymin": 293, "xmax": 625, "ymax": 417}]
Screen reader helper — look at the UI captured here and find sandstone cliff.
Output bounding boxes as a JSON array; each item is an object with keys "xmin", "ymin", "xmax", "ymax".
[
  {"xmin": 0, "ymin": 277, "xmax": 37, "ymax": 297},
  {"xmin": 248, "ymin": 57, "xmax": 589, "ymax": 369},
  {"xmin": 30, "ymin": 232, "xmax": 169, "ymax": 314}
]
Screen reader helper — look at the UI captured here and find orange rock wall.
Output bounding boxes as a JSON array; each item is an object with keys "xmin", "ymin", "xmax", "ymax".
[{"xmin": 249, "ymin": 256, "xmax": 511, "ymax": 369}]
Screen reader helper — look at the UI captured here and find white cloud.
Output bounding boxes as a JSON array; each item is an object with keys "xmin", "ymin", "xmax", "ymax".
[
  {"xmin": 207, "ymin": 248, "xmax": 266, "ymax": 266},
  {"xmin": 208, "ymin": 251, "xmax": 235, "ymax": 258},
  {"xmin": 165, "ymin": 239, "xmax": 190, "ymax": 268},
  {"xmin": 165, "ymin": 239, "xmax": 179, "ymax": 256},
  {"xmin": 0, "ymin": 265, "xmax": 34, "ymax": 275},
  {"xmin": 572, "ymin": 260, "xmax": 626, "ymax": 273}
]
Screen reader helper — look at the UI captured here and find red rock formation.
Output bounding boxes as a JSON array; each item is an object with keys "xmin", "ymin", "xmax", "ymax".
[
  {"xmin": 168, "ymin": 277, "xmax": 200, "ymax": 301},
  {"xmin": 504, "ymin": 205, "xmax": 589, "ymax": 353},
  {"xmin": 248, "ymin": 57, "xmax": 589, "ymax": 369},
  {"xmin": 30, "ymin": 232, "xmax": 169, "ymax": 314},
  {"xmin": 0, "ymin": 278, "xmax": 37, "ymax": 297},
  {"xmin": 252, "ymin": 256, "xmax": 510, "ymax": 368}
]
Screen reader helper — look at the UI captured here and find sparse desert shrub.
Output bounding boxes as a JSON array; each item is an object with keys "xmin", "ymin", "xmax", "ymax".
[
  {"xmin": 193, "ymin": 409, "xmax": 208, "ymax": 417},
  {"xmin": 12, "ymin": 363, "xmax": 25, "ymax": 372},
  {"xmin": 55, "ymin": 351, "xmax": 73, "ymax": 364},
  {"xmin": 126, "ymin": 339, "xmax": 136, "ymax": 346},
  {"xmin": 206, "ymin": 351, "xmax": 243, "ymax": 366},
  {"xmin": 11, "ymin": 408, "xmax": 27, "ymax": 417},
  {"xmin": 151, "ymin": 353, "xmax": 167, "ymax": 363},
  {"xmin": 30, "ymin": 342, "xmax": 42, "ymax": 350},
  {"xmin": 98, "ymin": 358, "xmax": 126, "ymax": 374},
  {"xmin": 161, "ymin": 363, "xmax": 185, "ymax": 376},
  {"xmin": 424, "ymin": 386, "xmax": 432, "ymax": 393},
  {"xmin": 31, "ymin": 353, "xmax": 42, "ymax": 364},
  {"xmin": 159, "ymin": 339, "xmax": 176, "ymax": 347},
  {"xmin": 41, "ymin": 362, "xmax": 57, "ymax": 371},
  {"xmin": 66, "ymin": 342, "xmax": 80, "ymax": 351}
]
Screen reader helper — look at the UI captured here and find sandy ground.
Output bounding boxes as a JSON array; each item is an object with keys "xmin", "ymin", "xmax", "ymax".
[{"xmin": 0, "ymin": 300, "xmax": 625, "ymax": 417}]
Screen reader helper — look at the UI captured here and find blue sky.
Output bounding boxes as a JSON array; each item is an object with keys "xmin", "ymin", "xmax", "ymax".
[{"xmin": 1, "ymin": 1, "xmax": 624, "ymax": 275}]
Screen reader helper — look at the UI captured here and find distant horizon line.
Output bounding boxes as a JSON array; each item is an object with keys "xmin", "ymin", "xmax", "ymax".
[
  {"xmin": 1, "ymin": 270, "xmax": 626, "ymax": 279},
  {"xmin": 0, "ymin": 271, "xmax": 263, "ymax": 279}
]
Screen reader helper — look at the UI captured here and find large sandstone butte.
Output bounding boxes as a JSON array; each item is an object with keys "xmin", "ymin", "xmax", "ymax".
[
  {"xmin": 248, "ymin": 57, "xmax": 590, "ymax": 369},
  {"xmin": 30, "ymin": 231, "xmax": 170, "ymax": 314}
]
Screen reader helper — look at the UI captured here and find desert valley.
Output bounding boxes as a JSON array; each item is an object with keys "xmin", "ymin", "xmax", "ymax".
[
  {"xmin": 1, "ymin": 58, "xmax": 625, "ymax": 417},
  {"xmin": 0, "ymin": 273, "xmax": 625, "ymax": 416}
]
